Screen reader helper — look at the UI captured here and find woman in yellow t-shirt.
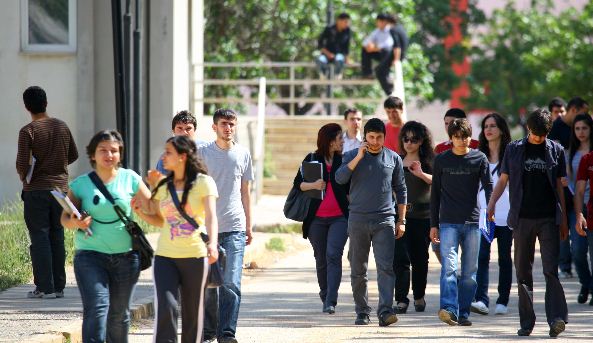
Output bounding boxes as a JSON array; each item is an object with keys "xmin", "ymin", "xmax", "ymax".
[{"xmin": 134, "ymin": 135, "xmax": 218, "ymax": 343}]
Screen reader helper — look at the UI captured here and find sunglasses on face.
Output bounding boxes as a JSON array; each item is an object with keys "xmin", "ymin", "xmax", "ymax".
[{"xmin": 403, "ymin": 136, "xmax": 420, "ymax": 144}]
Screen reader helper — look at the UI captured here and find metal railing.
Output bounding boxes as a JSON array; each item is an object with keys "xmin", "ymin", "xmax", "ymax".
[{"xmin": 193, "ymin": 61, "xmax": 384, "ymax": 115}]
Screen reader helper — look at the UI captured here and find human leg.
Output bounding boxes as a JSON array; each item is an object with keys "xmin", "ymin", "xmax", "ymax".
[
  {"xmin": 438, "ymin": 223, "xmax": 461, "ymax": 317},
  {"xmin": 316, "ymin": 54, "xmax": 329, "ymax": 77},
  {"xmin": 392, "ymin": 227, "xmax": 410, "ymax": 308},
  {"xmin": 407, "ymin": 218, "xmax": 430, "ymax": 307},
  {"xmin": 374, "ymin": 49, "xmax": 394, "ymax": 95},
  {"xmin": 495, "ymin": 226, "xmax": 513, "ymax": 307},
  {"xmin": 474, "ymin": 235, "xmax": 492, "ymax": 307},
  {"xmin": 324, "ymin": 216, "xmax": 348, "ymax": 308},
  {"xmin": 458, "ymin": 223, "xmax": 480, "ymax": 320},
  {"xmin": 307, "ymin": 217, "xmax": 330, "ymax": 305},
  {"xmin": 178, "ymin": 257, "xmax": 208, "ymax": 343},
  {"xmin": 371, "ymin": 218, "xmax": 396, "ymax": 317},
  {"xmin": 348, "ymin": 220, "xmax": 373, "ymax": 315},
  {"xmin": 106, "ymin": 251, "xmax": 140, "ymax": 343},
  {"xmin": 153, "ymin": 256, "xmax": 181, "ymax": 342},
  {"xmin": 217, "ymin": 231, "xmax": 246, "ymax": 339},
  {"xmin": 514, "ymin": 218, "xmax": 538, "ymax": 331}
]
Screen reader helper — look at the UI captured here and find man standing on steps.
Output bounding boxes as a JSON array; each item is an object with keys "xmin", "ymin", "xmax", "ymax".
[
  {"xmin": 342, "ymin": 107, "xmax": 363, "ymax": 153},
  {"xmin": 201, "ymin": 109, "xmax": 254, "ymax": 343},
  {"xmin": 16, "ymin": 86, "xmax": 78, "ymax": 299},
  {"xmin": 336, "ymin": 118, "xmax": 407, "ymax": 327},
  {"xmin": 487, "ymin": 109, "xmax": 568, "ymax": 338}
]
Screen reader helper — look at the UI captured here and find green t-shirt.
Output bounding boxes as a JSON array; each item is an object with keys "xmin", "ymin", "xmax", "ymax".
[{"xmin": 70, "ymin": 168, "xmax": 142, "ymax": 254}]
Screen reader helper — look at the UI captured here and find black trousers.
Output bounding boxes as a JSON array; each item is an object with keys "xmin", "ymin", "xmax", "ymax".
[
  {"xmin": 393, "ymin": 217, "xmax": 431, "ymax": 303},
  {"xmin": 153, "ymin": 255, "xmax": 208, "ymax": 343},
  {"xmin": 514, "ymin": 217, "xmax": 568, "ymax": 330},
  {"xmin": 361, "ymin": 48, "xmax": 393, "ymax": 95}
]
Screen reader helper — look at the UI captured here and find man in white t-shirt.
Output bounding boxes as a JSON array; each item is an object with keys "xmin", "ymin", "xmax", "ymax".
[
  {"xmin": 342, "ymin": 107, "xmax": 363, "ymax": 153},
  {"xmin": 201, "ymin": 109, "xmax": 254, "ymax": 343}
]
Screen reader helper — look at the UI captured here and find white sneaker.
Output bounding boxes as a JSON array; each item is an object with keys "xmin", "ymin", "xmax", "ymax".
[
  {"xmin": 470, "ymin": 301, "xmax": 489, "ymax": 315},
  {"xmin": 494, "ymin": 304, "xmax": 508, "ymax": 315}
]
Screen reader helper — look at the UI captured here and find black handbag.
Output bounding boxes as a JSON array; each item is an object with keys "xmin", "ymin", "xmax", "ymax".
[
  {"xmin": 88, "ymin": 172, "xmax": 154, "ymax": 271},
  {"xmin": 283, "ymin": 153, "xmax": 314, "ymax": 222},
  {"xmin": 167, "ymin": 182, "xmax": 226, "ymax": 288}
]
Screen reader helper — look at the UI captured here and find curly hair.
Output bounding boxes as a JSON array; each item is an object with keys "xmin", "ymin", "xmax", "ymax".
[
  {"xmin": 151, "ymin": 136, "xmax": 208, "ymax": 209},
  {"xmin": 398, "ymin": 121, "xmax": 434, "ymax": 173},
  {"xmin": 478, "ymin": 113, "xmax": 511, "ymax": 163}
]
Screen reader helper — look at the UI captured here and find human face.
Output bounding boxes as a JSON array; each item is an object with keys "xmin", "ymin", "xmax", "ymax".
[
  {"xmin": 444, "ymin": 116, "xmax": 456, "ymax": 134},
  {"xmin": 212, "ymin": 118, "xmax": 236, "ymax": 142},
  {"xmin": 161, "ymin": 142, "xmax": 186, "ymax": 171},
  {"xmin": 330, "ymin": 133, "xmax": 344, "ymax": 153},
  {"xmin": 345, "ymin": 111, "xmax": 362, "ymax": 132},
  {"xmin": 336, "ymin": 18, "xmax": 350, "ymax": 31},
  {"xmin": 173, "ymin": 122, "xmax": 196, "ymax": 139},
  {"xmin": 483, "ymin": 117, "xmax": 501, "ymax": 142},
  {"xmin": 376, "ymin": 19, "xmax": 387, "ymax": 30},
  {"xmin": 365, "ymin": 131, "xmax": 385, "ymax": 153},
  {"xmin": 385, "ymin": 107, "xmax": 403, "ymax": 126},
  {"xmin": 574, "ymin": 120, "xmax": 591, "ymax": 144},
  {"xmin": 93, "ymin": 140, "xmax": 121, "ymax": 170},
  {"xmin": 527, "ymin": 130, "xmax": 546, "ymax": 144},
  {"xmin": 402, "ymin": 131, "xmax": 421, "ymax": 154},
  {"xmin": 451, "ymin": 134, "xmax": 471, "ymax": 150},
  {"xmin": 550, "ymin": 106, "xmax": 566, "ymax": 121}
]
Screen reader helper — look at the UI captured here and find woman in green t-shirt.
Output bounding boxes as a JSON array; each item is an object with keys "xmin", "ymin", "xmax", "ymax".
[
  {"xmin": 61, "ymin": 130, "xmax": 152, "ymax": 342},
  {"xmin": 135, "ymin": 135, "xmax": 219, "ymax": 343}
]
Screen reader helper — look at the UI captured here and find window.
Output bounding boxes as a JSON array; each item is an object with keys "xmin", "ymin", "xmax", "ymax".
[{"xmin": 21, "ymin": 0, "xmax": 76, "ymax": 53}]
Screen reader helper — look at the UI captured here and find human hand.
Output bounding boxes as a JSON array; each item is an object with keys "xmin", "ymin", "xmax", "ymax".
[
  {"xmin": 430, "ymin": 227, "xmax": 440, "ymax": 244},
  {"xmin": 395, "ymin": 223, "xmax": 405, "ymax": 239},
  {"xmin": 561, "ymin": 177, "xmax": 568, "ymax": 188},
  {"xmin": 560, "ymin": 220, "xmax": 569, "ymax": 241},
  {"xmin": 356, "ymin": 142, "xmax": 368, "ymax": 159},
  {"xmin": 487, "ymin": 203, "xmax": 496, "ymax": 222},
  {"xmin": 207, "ymin": 243, "xmax": 219, "ymax": 264},
  {"xmin": 409, "ymin": 161, "xmax": 423, "ymax": 177},
  {"xmin": 312, "ymin": 179, "xmax": 326, "ymax": 191},
  {"xmin": 576, "ymin": 213, "xmax": 587, "ymax": 237},
  {"xmin": 146, "ymin": 169, "xmax": 163, "ymax": 188},
  {"xmin": 246, "ymin": 227, "xmax": 253, "ymax": 246}
]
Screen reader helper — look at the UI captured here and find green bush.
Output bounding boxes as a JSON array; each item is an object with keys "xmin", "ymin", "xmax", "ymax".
[
  {"xmin": 265, "ymin": 237, "xmax": 285, "ymax": 252},
  {"xmin": 256, "ymin": 223, "xmax": 301, "ymax": 234}
]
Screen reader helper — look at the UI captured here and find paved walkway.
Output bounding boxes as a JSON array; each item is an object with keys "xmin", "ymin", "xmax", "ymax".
[{"xmin": 130, "ymin": 239, "xmax": 593, "ymax": 342}]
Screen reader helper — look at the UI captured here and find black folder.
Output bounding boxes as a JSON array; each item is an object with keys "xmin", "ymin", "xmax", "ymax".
[{"xmin": 302, "ymin": 161, "xmax": 324, "ymax": 200}]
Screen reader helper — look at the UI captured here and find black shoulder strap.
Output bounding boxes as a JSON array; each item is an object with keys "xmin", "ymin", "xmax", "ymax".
[
  {"xmin": 491, "ymin": 163, "xmax": 500, "ymax": 176},
  {"xmin": 88, "ymin": 171, "xmax": 130, "ymax": 225},
  {"xmin": 167, "ymin": 181, "xmax": 210, "ymax": 244}
]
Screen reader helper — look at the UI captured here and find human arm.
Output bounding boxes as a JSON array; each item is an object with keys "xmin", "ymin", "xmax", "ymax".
[
  {"xmin": 336, "ymin": 148, "xmax": 365, "ymax": 184},
  {"xmin": 67, "ymin": 129, "xmax": 79, "ymax": 164},
  {"xmin": 481, "ymin": 156, "xmax": 493, "ymax": 207},
  {"xmin": 204, "ymin": 194, "xmax": 219, "ymax": 264},
  {"xmin": 486, "ymin": 173, "xmax": 508, "ymax": 221},
  {"xmin": 409, "ymin": 161, "xmax": 432, "ymax": 184},
  {"xmin": 16, "ymin": 129, "xmax": 32, "ymax": 181},
  {"xmin": 131, "ymin": 181, "xmax": 164, "ymax": 227},
  {"xmin": 294, "ymin": 153, "xmax": 326, "ymax": 191},
  {"xmin": 393, "ymin": 156, "xmax": 407, "ymax": 239},
  {"xmin": 557, "ymin": 178, "xmax": 569, "ymax": 241},
  {"xmin": 241, "ymin": 180, "xmax": 253, "ymax": 245},
  {"xmin": 60, "ymin": 190, "xmax": 92, "ymax": 230},
  {"xmin": 575, "ymin": 180, "xmax": 588, "ymax": 236},
  {"xmin": 429, "ymin": 157, "xmax": 441, "ymax": 243}
]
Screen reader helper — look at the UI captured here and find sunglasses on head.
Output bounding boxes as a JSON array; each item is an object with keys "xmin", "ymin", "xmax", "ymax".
[{"xmin": 403, "ymin": 136, "xmax": 420, "ymax": 144}]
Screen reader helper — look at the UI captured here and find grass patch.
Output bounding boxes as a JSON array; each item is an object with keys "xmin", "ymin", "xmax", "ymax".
[
  {"xmin": 265, "ymin": 237, "xmax": 285, "ymax": 252},
  {"xmin": 255, "ymin": 223, "xmax": 301, "ymax": 234}
]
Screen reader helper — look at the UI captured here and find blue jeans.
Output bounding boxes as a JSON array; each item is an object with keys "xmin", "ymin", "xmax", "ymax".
[
  {"xmin": 316, "ymin": 53, "xmax": 345, "ymax": 76},
  {"xmin": 474, "ymin": 226, "xmax": 513, "ymax": 306},
  {"xmin": 74, "ymin": 250, "xmax": 140, "ymax": 343},
  {"xmin": 568, "ymin": 208, "xmax": 593, "ymax": 290},
  {"xmin": 204, "ymin": 231, "xmax": 246, "ymax": 339},
  {"xmin": 439, "ymin": 223, "xmax": 480, "ymax": 319},
  {"xmin": 308, "ymin": 216, "xmax": 348, "ymax": 307}
]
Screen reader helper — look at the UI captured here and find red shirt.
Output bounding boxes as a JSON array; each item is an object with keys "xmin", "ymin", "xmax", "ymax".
[
  {"xmin": 576, "ymin": 151, "xmax": 593, "ymax": 227},
  {"xmin": 434, "ymin": 139, "xmax": 479, "ymax": 154},
  {"xmin": 316, "ymin": 165, "xmax": 343, "ymax": 217},
  {"xmin": 384, "ymin": 122, "xmax": 401, "ymax": 153}
]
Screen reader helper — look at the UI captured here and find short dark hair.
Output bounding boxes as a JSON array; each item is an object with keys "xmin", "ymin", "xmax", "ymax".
[
  {"xmin": 316, "ymin": 123, "xmax": 343, "ymax": 159},
  {"xmin": 548, "ymin": 97, "xmax": 566, "ymax": 111},
  {"xmin": 384, "ymin": 96, "xmax": 403, "ymax": 110},
  {"xmin": 343, "ymin": 107, "xmax": 360, "ymax": 120},
  {"xmin": 526, "ymin": 108, "xmax": 552, "ymax": 136},
  {"xmin": 447, "ymin": 118, "xmax": 472, "ymax": 139},
  {"xmin": 86, "ymin": 130, "xmax": 125, "ymax": 168},
  {"xmin": 566, "ymin": 96, "xmax": 589, "ymax": 113},
  {"xmin": 337, "ymin": 12, "xmax": 350, "ymax": 20},
  {"xmin": 386, "ymin": 14, "xmax": 399, "ymax": 24},
  {"xmin": 444, "ymin": 108, "xmax": 466, "ymax": 119},
  {"xmin": 23, "ymin": 86, "xmax": 47, "ymax": 114},
  {"xmin": 171, "ymin": 110, "xmax": 197, "ymax": 131},
  {"xmin": 376, "ymin": 13, "xmax": 389, "ymax": 21},
  {"xmin": 364, "ymin": 118, "xmax": 386, "ymax": 136},
  {"xmin": 213, "ymin": 108, "xmax": 238, "ymax": 124}
]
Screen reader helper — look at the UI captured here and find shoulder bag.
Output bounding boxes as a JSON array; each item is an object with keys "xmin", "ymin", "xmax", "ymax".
[
  {"xmin": 88, "ymin": 172, "xmax": 154, "ymax": 271},
  {"xmin": 283, "ymin": 153, "xmax": 314, "ymax": 221}
]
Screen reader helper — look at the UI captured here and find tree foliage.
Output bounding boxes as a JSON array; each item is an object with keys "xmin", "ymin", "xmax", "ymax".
[{"xmin": 465, "ymin": 0, "xmax": 593, "ymax": 121}]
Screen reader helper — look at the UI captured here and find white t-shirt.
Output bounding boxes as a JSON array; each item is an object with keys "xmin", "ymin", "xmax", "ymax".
[
  {"xmin": 342, "ymin": 131, "xmax": 362, "ymax": 154},
  {"xmin": 479, "ymin": 162, "xmax": 510, "ymax": 227}
]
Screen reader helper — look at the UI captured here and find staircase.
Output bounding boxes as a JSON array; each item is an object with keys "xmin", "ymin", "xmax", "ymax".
[{"xmin": 263, "ymin": 116, "xmax": 344, "ymax": 195}]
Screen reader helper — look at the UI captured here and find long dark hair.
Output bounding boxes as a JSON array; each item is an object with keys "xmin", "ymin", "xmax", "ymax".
[
  {"xmin": 151, "ymin": 136, "xmax": 208, "ymax": 209},
  {"xmin": 398, "ymin": 121, "xmax": 434, "ymax": 173},
  {"xmin": 478, "ymin": 113, "xmax": 511, "ymax": 163},
  {"xmin": 315, "ymin": 123, "xmax": 342, "ymax": 160},
  {"xmin": 568, "ymin": 114, "xmax": 593, "ymax": 173}
]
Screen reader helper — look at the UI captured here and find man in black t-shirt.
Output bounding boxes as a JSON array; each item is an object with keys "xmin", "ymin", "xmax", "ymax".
[
  {"xmin": 487, "ymin": 109, "xmax": 568, "ymax": 338},
  {"xmin": 316, "ymin": 12, "xmax": 352, "ymax": 79}
]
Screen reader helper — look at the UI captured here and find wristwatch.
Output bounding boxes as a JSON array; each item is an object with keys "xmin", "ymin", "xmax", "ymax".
[{"xmin": 398, "ymin": 218, "xmax": 406, "ymax": 225}]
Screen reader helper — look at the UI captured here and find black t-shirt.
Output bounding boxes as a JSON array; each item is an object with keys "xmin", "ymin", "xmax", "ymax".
[
  {"xmin": 548, "ymin": 117, "xmax": 571, "ymax": 149},
  {"xmin": 520, "ymin": 142, "xmax": 556, "ymax": 218}
]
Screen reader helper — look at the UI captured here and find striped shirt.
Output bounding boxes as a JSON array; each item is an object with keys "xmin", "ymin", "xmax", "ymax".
[{"xmin": 16, "ymin": 117, "xmax": 78, "ymax": 192}]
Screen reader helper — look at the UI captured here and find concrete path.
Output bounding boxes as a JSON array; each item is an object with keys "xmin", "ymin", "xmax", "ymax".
[{"xmin": 130, "ymin": 239, "xmax": 593, "ymax": 342}]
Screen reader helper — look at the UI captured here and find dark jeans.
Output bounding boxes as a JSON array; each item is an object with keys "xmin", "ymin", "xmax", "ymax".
[
  {"xmin": 361, "ymin": 48, "xmax": 393, "ymax": 95},
  {"xmin": 514, "ymin": 217, "xmax": 568, "ymax": 330},
  {"xmin": 474, "ymin": 226, "xmax": 513, "ymax": 307},
  {"xmin": 393, "ymin": 217, "xmax": 431, "ymax": 304},
  {"xmin": 74, "ymin": 250, "xmax": 140, "ymax": 343},
  {"xmin": 568, "ymin": 207, "xmax": 593, "ymax": 290},
  {"xmin": 308, "ymin": 216, "xmax": 348, "ymax": 307},
  {"xmin": 348, "ymin": 217, "xmax": 396, "ymax": 317},
  {"xmin": 22, "ymin": 190, "xmax": 66, "ymax": 294},
  {"xmin": 154, "ymin": 256, "xmax": 208, "ymax": 343},
  {"xmin": 204, "ymin": 231, "xmax": 246, "ymax": 340}
]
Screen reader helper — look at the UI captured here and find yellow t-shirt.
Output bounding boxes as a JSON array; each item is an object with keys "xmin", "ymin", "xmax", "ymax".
[{"xmin": 153, "ymin": 174, "xmax": 218, "ymax": 258}]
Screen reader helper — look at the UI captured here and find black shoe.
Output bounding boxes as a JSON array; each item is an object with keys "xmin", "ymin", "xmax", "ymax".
[
  {"xmin": 393, "ymin": 302, "xmax": 408, "ymax": 314},
  {"xmin": 323, "ymin": 305, "xmax": 335, "ymax": 314},
  {"xmin": 458, "ymin": 317, "xmax": 472, "ymax": 326},
  {"xmin": 218, "ymin": 337, "xmax": 239, "ymax": 343},
  {"xmin": 549, "ymin": 319, "xmax": 566, "ymax": 338},
  {"xmin": 355, "ymin": 313, "xmax": 370, "ymax": 325},
  {"xmin": 414, "ymin": 298, "xmax": 426, "ymax": 312},
  {"xmin": 589, "ymin": 294, "xmax": 593, "ymax": 306},
  {"xmin": 578, "ymin": 286, "xmax": 589, "ymax": 304},
  {"xmin": 517, "ymin": 328, "xmax": 532, "ymax": 336},
  {"xmin": 378, "ymin": 311, "xmax": 398, "ymax": 327},
  {"xmin": 438, "ymin": 309, "xmax": 458, "ymax": 326}
]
